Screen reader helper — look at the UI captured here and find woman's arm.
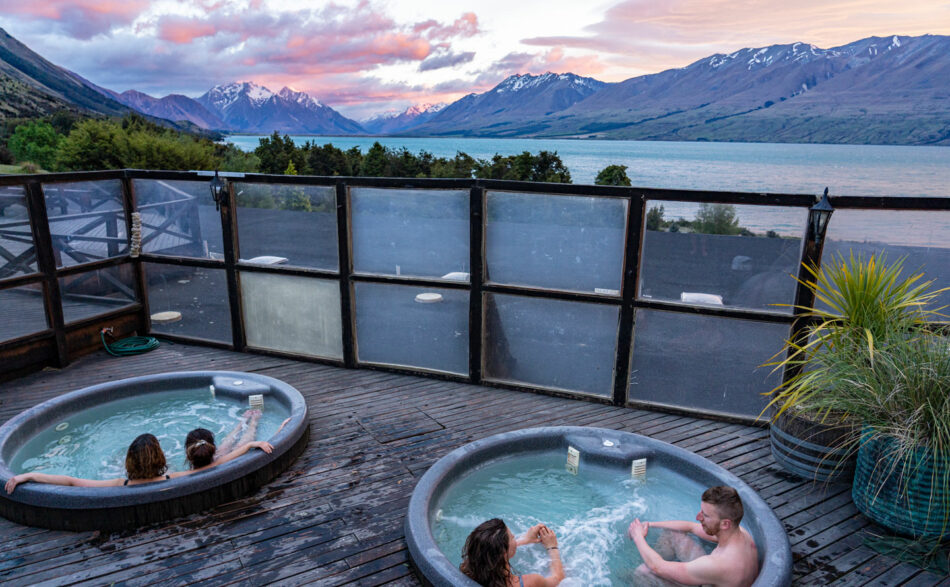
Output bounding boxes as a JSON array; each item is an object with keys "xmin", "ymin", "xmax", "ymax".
[
  {"xmin": 5, "ymin": 472, "xmax": 121, "ymax": 493},
  {"xmin": 194, "ymin": 440, "xmax": 273, "ymax": 471},
  {"xmin": 525, "ymin": 526, "xmax": 564, "ymax": 587}
]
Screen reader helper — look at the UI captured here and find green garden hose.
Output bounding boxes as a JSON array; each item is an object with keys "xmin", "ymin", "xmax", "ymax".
[{"xmin": 100, "ymin": 330, "xmax": 160, "ymax": 357}]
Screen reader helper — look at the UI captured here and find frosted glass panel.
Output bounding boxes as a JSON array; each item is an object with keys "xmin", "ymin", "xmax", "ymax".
[
  {"xmin": 629, "ymin": 309, "xmax": 789, "ymax": 417},
  {"xmin": 241, "ymin": 272, "xmax": 342, "ymax": 359},
  {"xmin": 0, "ymin": 286, "xmax": 48, "ymax": 341},
  {"xmin": 354, "ymin": 283, "xmax": 468, "ymax": 374},
  {"xmin": 823, "ymin": 209, "xmax": 950, "ymax": 308},
  {"xmin": 59, "ymin": 264, "xmax": 136, "ymax": 324},
  {"xmin": 486, "ymin": 191, "xmax": 627, "ymax": 293},
  {"xmin": 145, "ymin": 263, "xmax": 231, "ymax": 342},
  {"xmin": 235, "ymin": 183, "xmax": 338, "ymax": 271},
  {"xmin": 43, "ymin": 180, "xmax": 127, "ymax": 268},
  {"xmin": 484, "ymin": 294, "xmax": 618, "ymax": 397},
  {"xmin": 134, "ymin": 180, "xmax": 223, "ymax": 260},
  {"xmin": 0, "ymin": 185, "xmax": 37, "ymax": 279},
  {"xmin": 639, "ymin": 201, "xmax": 806, "ymax": 311},
  {"xmin": 351, "ymin": 188, "xmax": 469, "ymax": 279}
]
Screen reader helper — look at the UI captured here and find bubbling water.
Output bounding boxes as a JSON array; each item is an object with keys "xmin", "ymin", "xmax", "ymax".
[
  {"xmin": 10, "ymin": 388, "xmax": 288, "ymax": 479},
  {"xmin": 432, "ymin": 453, "xmax": 712, "ymax": 586}
]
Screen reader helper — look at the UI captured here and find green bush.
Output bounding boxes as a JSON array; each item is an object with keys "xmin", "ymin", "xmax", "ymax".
[
  {"xmin": 8, "ymin": 121, "xmax": 62, "ymax": 170},
  {"xmin": 595, "ymin": 164, "xmax": 631, "ymax": 186}
]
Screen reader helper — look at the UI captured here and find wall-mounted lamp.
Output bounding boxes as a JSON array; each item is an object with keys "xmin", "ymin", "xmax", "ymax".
[
  {"xmin": 209, "ymin": 170, "xmax": 227, "ymax": 211},
  {"xmin": 808, "ymin": 187, "xmax": 834, "ymax": 244}
]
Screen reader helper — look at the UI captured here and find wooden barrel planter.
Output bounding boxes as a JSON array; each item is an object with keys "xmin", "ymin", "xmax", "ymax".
[
  {"xmin": 852, "ymin": 433, "xmax": 950, "ymax": 540},
  {"xmin": 769, "ymin": 410, "xmax": 857, "ymax": 483}
]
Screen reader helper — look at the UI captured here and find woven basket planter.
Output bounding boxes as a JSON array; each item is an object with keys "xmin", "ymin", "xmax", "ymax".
[
  {"xmin": 852, "ymin": 432, "xmax": 950, "ymax": 540},
  {"xmin": 770, "ymin": 410, "xmax": 857, "ymax": 483}
]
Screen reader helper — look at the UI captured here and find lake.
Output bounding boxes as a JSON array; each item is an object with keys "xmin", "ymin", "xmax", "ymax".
[{"xmin": 225, "ymin": 135, "xmax": 950, "ymax": 198}]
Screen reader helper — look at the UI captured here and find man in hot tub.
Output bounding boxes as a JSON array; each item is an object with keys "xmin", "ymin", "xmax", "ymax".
[{"xmin": 627, "ymin": 485, "xmax": 759, "ymax": 587}]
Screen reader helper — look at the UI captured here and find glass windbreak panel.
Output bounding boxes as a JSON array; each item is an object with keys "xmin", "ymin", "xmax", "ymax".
[
  {"xmin": 133, "ymin": 180, "xmax": 223, "ymax": 260},
  {"xmin": 354, "ymin": 282, "xmax": 468, "ymax": 374},
  {"xmin": 0, "ymin": 185, "xmax": 37, "ymax": 279},
  {"xmin": 145, "ymin": 263, "xmax": 231, "ymax": 342},
  {"xmin": 59, "ymin": 264, "xmax": 136, "ymax": 324},
  {"xmin": 241, "ymin": 272, "xmax": 342, "ymax": 359},
  {"xmin": 822, "ymin": 209, "xmax": 950, "ymax": 309},
  {"xmin": 486, "ymin": 191, "xmax": 627, "ymax": 294},
  {"xmin": 639, "ymin": 201, "xmax": 806, "ymax": 311},
  {"xmin": 0, "ymin": 285, "xmax": 48, "ymax": 341},
  {"xmin": 235, "ymin": 183, "xmax": 338, "ymax": 271},
  {"xmin": 484, "ymin": 294, "xmax": 619, "ymax": 397},
  {"xmin": 350, "ymin": 188, "xmax": 469, "ymax": 279},
  {"xmin": 43, "ymin": 180, "xmax": 127, "ymax": 268},
  {"xmin": 629, "ymin": 309, "xmax": 788, "ymax": 417}
]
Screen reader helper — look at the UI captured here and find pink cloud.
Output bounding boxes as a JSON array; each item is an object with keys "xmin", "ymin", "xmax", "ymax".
[
  {"xmin": 525, "ymin": 0, "xmax": 950, "ymax": 76},
  {"xmin": 0, "ymin": 0, "xmax": 149, "ymax": 38},
  {"xmin": 157, "ymin": 17, "xmax": 217, "ymax": 44},
  {"xmin": 414, "ymin": 12, "xmax": 480, "ymax": 41}
]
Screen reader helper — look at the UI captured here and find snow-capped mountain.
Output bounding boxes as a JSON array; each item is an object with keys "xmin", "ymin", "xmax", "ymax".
[
  {"xmin": 411, "ymin": 35, "xmax": 950, "ymax": 145},
  {"xmin": 361, "ymin": 102, "xmax": 447, "ymax": 134},
  {"xmin": 195, "ymin": 82, "xmax": 364, "ymax": 134},
  {"xmin": 109, "ymin": 89, "xmax": 226, "ymax": 129},
  {"xmin": 410, "ymin": 72, "xmax": 607, "ymax": 136}
]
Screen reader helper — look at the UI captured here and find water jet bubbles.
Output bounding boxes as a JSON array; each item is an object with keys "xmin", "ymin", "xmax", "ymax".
[
  {"xmin": 55, "ymin": 422, "xmax": 69, "ymax": 432},
  {"xmin": 58, "ymin": 435, "xmax": 72, "ymax": 445}
]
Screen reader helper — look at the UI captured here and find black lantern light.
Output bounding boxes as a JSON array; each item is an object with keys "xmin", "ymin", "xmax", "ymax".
[
  {"xmin": 209, "ymin": 170, "xmax": 226, "ymax": 211},
  {"xmin": 809, "ymin": 187, "xmax": 834, "ymax": 244}
]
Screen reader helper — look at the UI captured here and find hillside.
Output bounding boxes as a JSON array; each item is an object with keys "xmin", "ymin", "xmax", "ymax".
[{"xmin": 412, "ymin": 35, "xmax": 950, "ymax": 145}]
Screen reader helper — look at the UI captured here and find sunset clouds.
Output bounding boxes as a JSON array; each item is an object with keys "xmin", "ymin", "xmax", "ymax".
[{"xmin": 0, "ymin": 0, "xmax": 947, "ymax": 119}]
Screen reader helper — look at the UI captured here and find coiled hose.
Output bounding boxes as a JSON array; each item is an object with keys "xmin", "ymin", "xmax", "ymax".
[{"xmin": 101, "ymin": 330, "xmax": 160, "ymax": 357}]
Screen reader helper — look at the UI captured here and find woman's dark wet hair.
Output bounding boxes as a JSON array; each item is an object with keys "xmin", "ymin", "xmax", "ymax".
[
  {"xmin": 125, "ymin": 433, "xmax": 167, "ymax": 480},
  {"xmin": 185, "ymin": 428, "xmax": 216, "ymax": 469},
  {"xmin": 460, "ymin": 518, "xmax": 512, "ymax": 587}
]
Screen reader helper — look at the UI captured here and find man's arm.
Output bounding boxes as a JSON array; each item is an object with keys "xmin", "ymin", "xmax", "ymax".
[
  {"xmin": 647, "ymin": 520, "xmax": 719, "ymax": 542},
  {"xmin": 629, "ymin": 519, "xmax": 720, "ymax": 586}
]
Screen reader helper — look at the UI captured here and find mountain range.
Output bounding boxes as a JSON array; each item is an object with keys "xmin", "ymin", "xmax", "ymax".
[{"xmin": 0, "ymin": 26, "xmax": 948, "ymax": 145}]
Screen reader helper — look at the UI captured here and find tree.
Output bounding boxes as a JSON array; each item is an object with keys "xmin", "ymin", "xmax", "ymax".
[
  {"xmin": 360, "ymin": 142, "xmax": 390, "ymax": 176},
  {"xmin": 595, "ymin": 164, "xmax": 631, "ymax": 186},
  {"xmin": 646, "ymin": 205, "xmax": 665, "ymax": 231},
  {"xmin": 255, "ymin": 132, "xmax": 303, "ymax": 174},
  {"xmin": 693, "ymin": 203, "xmax": 742, "ymax": 235},
  {"xmin": 57, "ymin": 119, "xmax": 128, "ymax": 170},
  {"xmin": 284, "ymin": 160, "xmax": 297, "ymax": 175},
  {"xmin": 8, "ymin": 122, "xmax": 62, "ymax": 170}
]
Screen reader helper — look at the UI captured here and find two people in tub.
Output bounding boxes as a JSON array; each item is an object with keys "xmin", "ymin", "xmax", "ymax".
[
  {"xmin": 5, "ymin": 409, "xmax": 273, "ymax": 493},
  {"xmin": 461, "ymin": 486, "xmax": 757, "ymax": 587}
]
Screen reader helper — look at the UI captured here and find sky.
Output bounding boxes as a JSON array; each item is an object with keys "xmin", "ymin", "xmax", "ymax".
[{"xmin": 0, "ymin": 0, "xmax": 948, "ymax": 120}]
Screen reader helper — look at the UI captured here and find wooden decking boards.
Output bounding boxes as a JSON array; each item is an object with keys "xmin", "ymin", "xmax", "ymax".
[{"xmin": 0, "ymin": 344, "xmax": 947, "ymax": 586}]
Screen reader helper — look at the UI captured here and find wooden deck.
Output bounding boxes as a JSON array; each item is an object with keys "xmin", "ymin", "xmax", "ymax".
[{"xmin": 1, "ymin": 343, "xmax": 947, "ymax": 586}]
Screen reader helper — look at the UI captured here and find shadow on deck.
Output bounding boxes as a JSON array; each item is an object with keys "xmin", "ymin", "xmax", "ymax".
[{"xmin": 0, "ymin": 343, "xmax": 946, "ymax": 586}]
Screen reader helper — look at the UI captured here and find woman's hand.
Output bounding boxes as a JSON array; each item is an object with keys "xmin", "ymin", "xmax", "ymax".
[
  {"xmin": 522, "ymin": 523, "xmax": 544, "ymax": 544},
  {"xmin": 5, "ymin": 473, "xmax": 30, "ymax": 494},
  {"xmin": 539, "ymin": 525, "xmax": 558, "ymax": 550},
  {"xmin": 250, "ymin": 441, "xmax": 273, "ymax": 454}
]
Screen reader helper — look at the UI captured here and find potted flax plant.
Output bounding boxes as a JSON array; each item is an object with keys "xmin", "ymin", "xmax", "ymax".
[{"xmin": 763, "ymin": 253, "xmax": 949, "ymax": 535}]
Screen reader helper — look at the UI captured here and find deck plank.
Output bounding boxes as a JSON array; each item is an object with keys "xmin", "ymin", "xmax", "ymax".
[{"xmin": 0, "ymin": 343, "xmax": 945, "ymax": 586}]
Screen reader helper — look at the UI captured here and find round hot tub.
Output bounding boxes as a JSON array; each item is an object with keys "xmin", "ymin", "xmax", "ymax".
[
  {"xmin": 0, "ymin": 371, "xmax": 309, "ymax": 531},
  {"xmin": 406, "ymin": 426, "xmax": 791, "ymax": 586}
]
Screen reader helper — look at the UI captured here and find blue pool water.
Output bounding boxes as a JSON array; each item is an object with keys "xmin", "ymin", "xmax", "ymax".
[
  {"xmin": 10, "ymin": 388, "xmax": 289, "ymax": 479},
  {"xmin": 432, "ymin": 453, "xmax": 713, "ymax": 587}
]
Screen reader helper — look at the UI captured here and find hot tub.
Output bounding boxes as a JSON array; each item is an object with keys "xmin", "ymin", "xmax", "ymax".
[
  {"xmin": 406, "ymin": 426, "xmax": 791, "ymax": 586},
  {"xmin": 0, "ymin": 371, "xmax": 309, "ymax": 531}
]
